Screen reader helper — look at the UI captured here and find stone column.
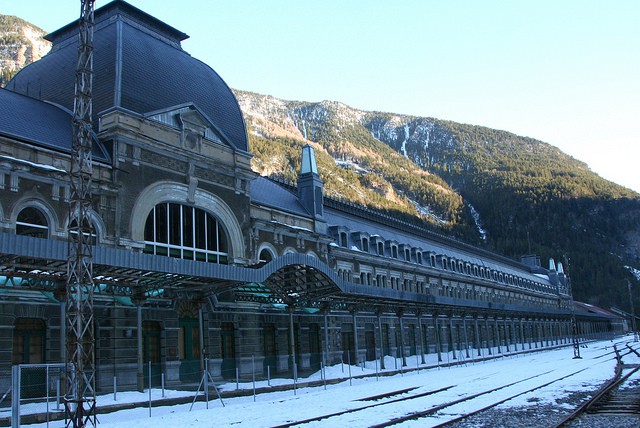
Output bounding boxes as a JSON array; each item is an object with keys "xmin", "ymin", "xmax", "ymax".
[
  {"xmin": 377, "ymin": 310, "xmax": 385, "ymax": 369},
  {"xmin": 289, "ymin": 307, "xmax": 296, "ymax": 378},
  {"xmin": 474, "ymin": 316, "xmax": 481, "ymax": 357},
  {"xmin": 463, "ymin": 315, "xmax": 470, "ymax": 358},
  {"xmin": 198, "ymin": 306, "xmax": 205, "ymax": 373},
  {"xmin": 352, "ymin": 310, "xmax": 360, "ymax": 366},
  {"xmin": 398, "ymin": 310, "xmax": 406, "ymax": 366},
  {"xmin": 323, "ymin": 308, "xmax": 330, "ymax": 365},
  {"xmin": 494, "ymin": 318, "xmax": 501, "ymax": 354},
  {"xmin": 137, "ymin": 305, "xmax": 143, "ymax": 392},
  {"xmin": 503, "ymin": 318, "xmax": 510, "ymax": 352},
  {"xmin": 449, "ymin": 316, "xmax": 457, "ymax": 360},
  {"xmin": 484, "ymin": 317, "xmax": 492, "ymax": 355},
  {"xmin": 435, "ymin": 315, "xmax": 442, "ymax": 362},
  {"xmin": 417, "ymin": 311, "xmax": 426, "ymax": 364}
]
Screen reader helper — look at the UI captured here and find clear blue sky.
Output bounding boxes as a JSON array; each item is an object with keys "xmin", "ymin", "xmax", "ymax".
[{"xmin": 3, "ymin": 0, "xmax": 639, "ymax": 193}]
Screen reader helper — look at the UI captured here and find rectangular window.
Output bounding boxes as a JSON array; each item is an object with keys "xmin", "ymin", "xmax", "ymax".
[
  {"xmin": 195, "ymin": 209, "xmax": 206, "ymax": 249},
  {"xmin": 169, "ymin": 203, "xmax": 181, "ymax": 246},
  {"xmin": 182, "ymin": 205, "xmax": 194, "ymax": 248},
  {"xmin": 155, "ymin": 204, "xmax": 168, "ymax": 244},
  {"xmin": 206, "ymin": 216, "xmax": 218, "ymax": 251}
]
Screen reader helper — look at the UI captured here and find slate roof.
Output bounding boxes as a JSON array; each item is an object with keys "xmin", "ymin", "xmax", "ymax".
[
  {"xmin": 323, "ymin": 203, "xmax": 550, "ymax": 284},
  {"xmin": 250, "ymin": 177, "xmax": 311, "ymax": 218},
  {"xmin": 0, "ymin": 89, "xmax": 110, "ymax": 162},
  {"xmin": 6, "ymin": 0, "xmax": 248, "ymax": 153}
]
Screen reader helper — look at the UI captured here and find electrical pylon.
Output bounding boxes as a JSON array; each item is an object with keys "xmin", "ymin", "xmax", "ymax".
[{"xmin": 65, "ymin": 0, "xmax": 97, "ymax": 426}]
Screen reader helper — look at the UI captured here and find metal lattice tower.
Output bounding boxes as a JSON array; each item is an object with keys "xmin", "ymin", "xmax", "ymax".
[{"xmin": 65, "ymin": 0, "xmax": 97, "ymax": 426}]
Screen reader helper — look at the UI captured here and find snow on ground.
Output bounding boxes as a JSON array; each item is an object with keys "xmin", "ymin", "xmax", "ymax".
[{"xmin": 19, "ymin": 337, "xmax": 632, "ymax": 428}]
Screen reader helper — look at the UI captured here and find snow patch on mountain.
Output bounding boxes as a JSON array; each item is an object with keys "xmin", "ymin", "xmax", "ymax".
[
  {"xmin": 409, "ymin": 198, "xmax": 447, "ymax": 224},
  {"xmin": 468, "ymin": 202, "xmax": 487, "ymax": 241},
  {"xmin": 334, "ymin": 159, "xmax": 368, "ymax": 174}
]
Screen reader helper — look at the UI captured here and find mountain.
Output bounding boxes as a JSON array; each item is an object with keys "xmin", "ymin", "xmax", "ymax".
[
  {"xmin": 235, "ymin": 90, "xmax": 640, "ymax": 311},
  {"xmin": 0, "ymin": 15, "xmax": 49, "ymax": 84},
  {"xmin": 2, "ymin": 15, "xmax": 639, "ymax": 311}
]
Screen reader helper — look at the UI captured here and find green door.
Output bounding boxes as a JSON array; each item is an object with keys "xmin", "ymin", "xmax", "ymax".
[
  {"xmin": 262, "ymin": 323, "xmax": 276, "ymax": 374},
  {"xmin": 13, "ymin": 318, "xmax": 46, "ymax": 398},
  {"xmin": 220, "ymin": 322, "xmax": 236, "ymax": 379},
  {"xmin": 309, "ymin": 323, "xmax": 321, "ymax": 370},
  {"xmin": 178, "ymin": 318, "xmax": 200, "ymax": 383},
  {"xmin": 143, "ymin": 321, "xmax": 162, "ymax": 386}
]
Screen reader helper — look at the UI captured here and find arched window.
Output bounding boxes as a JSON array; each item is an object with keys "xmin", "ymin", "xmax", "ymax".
[
  {"xmin": 144, "ymin": 203, "xmax": 229, "ymax": 264},
  {"xmin": 258, "ymin": 248, "xmax": 274, "ymax": 264},
  {"xmin": 16, "ymin": 207, "xmax": 48, "ymax": 238},
  {"xmin": 68, "ymin": 218, "xmax": 97, "ymax": 246}
]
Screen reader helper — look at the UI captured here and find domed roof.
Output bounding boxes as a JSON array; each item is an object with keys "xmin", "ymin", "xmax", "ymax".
[{"xmin": 6, "ymin": 0, "xmax": 248, "ymax": 153}]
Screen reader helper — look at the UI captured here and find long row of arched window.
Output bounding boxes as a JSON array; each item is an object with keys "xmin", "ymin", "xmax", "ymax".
[{"xmin": 8, "ymin": 202, "xmax": 230, "ymax": 265}]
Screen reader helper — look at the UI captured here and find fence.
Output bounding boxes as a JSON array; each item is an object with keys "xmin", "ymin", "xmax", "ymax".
[{"xmin": 5, "ymin": 363, "xmax": 65, "ymax": 428}]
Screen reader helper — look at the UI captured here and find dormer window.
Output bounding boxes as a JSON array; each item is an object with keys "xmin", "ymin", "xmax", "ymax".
[
  {"xmin": 339, "ymin": 232, "xmax": 348, "ymax": 247},
  {"xmin": 362, "ymin": 237, "xmax": 369, "ymax": 252}
]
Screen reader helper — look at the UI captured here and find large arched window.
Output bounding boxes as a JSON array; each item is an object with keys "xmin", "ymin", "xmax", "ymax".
[
  {"xmin": 16, "ymin": 207, "xmax": 49, "ymax": 238},
  {"xmin": 143, "ymin": 203, "xmax": 229, "ymax": 264}
]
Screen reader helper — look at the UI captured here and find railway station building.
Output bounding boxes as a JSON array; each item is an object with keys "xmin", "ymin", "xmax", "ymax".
[{"xmin": 0, "ymin": 0, "xmax": 621, "ymax": 393}]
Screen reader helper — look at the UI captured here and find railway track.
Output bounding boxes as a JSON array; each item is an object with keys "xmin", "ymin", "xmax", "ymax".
[
  {"xmin": 553, "ymin": 341, "xmax": 640, "ymax": 427},
  {"xmin": 270, "ymin": 366, "xmax": 600, "ymax": 427},
  {"xmin": 270, "ymin": 339, "xmax": 632, "ymax": 428}
]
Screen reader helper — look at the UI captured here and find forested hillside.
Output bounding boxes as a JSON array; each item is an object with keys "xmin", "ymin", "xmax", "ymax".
[{"xmin": 236, "ymin": 90, "xmax": 640, "ymax": 311}]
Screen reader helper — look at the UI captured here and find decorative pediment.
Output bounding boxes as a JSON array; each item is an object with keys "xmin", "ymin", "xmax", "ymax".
[{"xmin": 145, "ymin": 103, "xmax": 231, "ymax": 151}]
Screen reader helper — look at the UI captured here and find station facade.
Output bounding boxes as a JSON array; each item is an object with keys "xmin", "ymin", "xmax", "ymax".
[{"xmin": 0, "ymin": 0, "xmax": 620, "ymax": 392}]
